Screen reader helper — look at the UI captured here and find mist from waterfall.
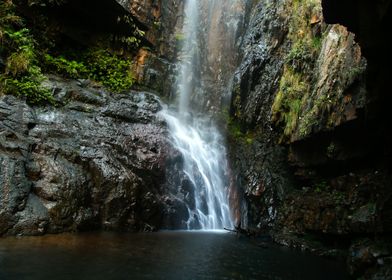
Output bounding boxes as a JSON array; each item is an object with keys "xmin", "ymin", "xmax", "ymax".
[
  {"xmin": 178, "ymin": 0, "xmax": 199, "ymax": 115},
  {"xmin": 161, "ymin": 0, "xmax": 244, "ymax": 230}
]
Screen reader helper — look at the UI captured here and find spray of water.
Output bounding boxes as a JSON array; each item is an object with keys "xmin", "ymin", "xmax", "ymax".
[{"xmin": 161, "ymin": 0, "xmax": 243, "ymax": 230}]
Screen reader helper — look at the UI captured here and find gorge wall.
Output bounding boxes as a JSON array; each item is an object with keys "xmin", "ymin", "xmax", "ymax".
[{"xmin": 228, "ymin": 0, "xmax": 392, "ymax": 278}]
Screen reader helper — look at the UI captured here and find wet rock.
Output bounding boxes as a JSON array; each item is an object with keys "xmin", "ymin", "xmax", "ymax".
[
  {"xmin": 0, "ymin": 75, "xmax": 179, "ymax": 236},
  {"xmin": 292, "ymin": 24, "xmax": 367, "ymax": 141},
  {"xmin": 228, "ymin": 3, "xmax": 391, "ymax": 280},
  {"xmin": 228, "ymin": 0, "xmax": 294, "ymax": 229},
  {"xmin": 161, "ymin": 196, "xmax": 190, "ymax": 229},
  {"xmin": 272, "ymin": 231, "xmax": 347, "ymax": 258},
  {"xmin": 274, "ymin": 170, "xmax": 390, "ymax": 236},
  {"xmin": 348, "ymin": 239, "xmax": 392, "ymax": 279},
  {"xmin": 124, "ymin": 0, "xmax": 182, "ymax": 98},
  {"xmin": 11, "ymin": 194, "xmax": 49, "ymax": 236}
]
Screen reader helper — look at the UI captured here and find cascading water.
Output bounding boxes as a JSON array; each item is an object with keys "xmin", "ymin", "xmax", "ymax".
[
  {"xmin": 161, "ymin": 0, "xmax": 244, "ymax": 230},
  {"xmin": 162, "ymin": 114, "xmax": 233, "ymax": 229}
]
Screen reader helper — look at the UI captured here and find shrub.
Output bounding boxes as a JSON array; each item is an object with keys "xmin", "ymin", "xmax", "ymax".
[
  {"xmin": 85, "ymin": 49, "xmax": 135, "ymax": 93},
  {"xmin": 6, "ymin": 50, "xmax": 31, "ymax": 76},
  {"xmin": 0, "ymin": 10, "xmax": 54, "ymax": 104},
  {"xmin": 1, "ymin": 74, "xmax": 54, "ymax": 104},
  {"xmin": 44, "ymin": 54, "xmax": 87, "ymax": 79},
  {"xmin": 44, "ymin": 49, "xmax": 135, "ymax": 93}
]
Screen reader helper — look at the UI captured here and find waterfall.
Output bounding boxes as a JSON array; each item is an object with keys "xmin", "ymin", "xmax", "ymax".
[
  {"xmin": 161, "ymin": 0, "xmax": 244, "ymax": 230},
  {"xmin": 178, "ymin": 0, "xmax": 199, "ymax": 115}
]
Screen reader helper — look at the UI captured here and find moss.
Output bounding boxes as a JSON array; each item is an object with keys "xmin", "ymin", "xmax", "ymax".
[
  {"xmin": 311, "ymin": 35, "xmax": 322, "ymax": 50},
  {"xmin": 175, "ymin": 33, "xmax": 185, "ymax": 42},
  {"xmin": 271, "ymin": 0, "xmax": 325, "ymax": 141},
  {"xmin": 285, "ymin": 40, "xmax": 313, "ymax": 71},
  {"xmin": 347, "ymin": 63, "xmax": 366, "ymax": 83},
  {"xmin": 227, "ymin": 118, "xmax": 256, "ymax": 146},
  {"xmin": 272, "ymin": 66, "xmax": 310, "ymax": 138},
  {"xmin": 331, "ymin": 190, "xmax": 345, "ymax": 204}
]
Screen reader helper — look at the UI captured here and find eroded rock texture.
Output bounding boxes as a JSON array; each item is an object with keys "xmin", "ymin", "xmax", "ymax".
[
  {"xmin": 0, "ymin": 76, "xmax": 191, "ymax": 236},
  {"xmin": 125, "ymin": 0, "xmax": 183, "ymax": 98},
  {"xmin": 227, "ymin": 0, "xmax": 392, "ymax": 277}
]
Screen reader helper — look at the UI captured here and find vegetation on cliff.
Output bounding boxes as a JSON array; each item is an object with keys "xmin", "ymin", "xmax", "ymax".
[
  {"xmin": 271, "ymin": 0, "xmax": 366, "ymax": 142},
  {"xmin": 0, "ymin": 0, "xmax": 54, "ymax": 104},
  {"xmin": 44, "ymin": 50, "xmax": 135, "ymax": 93},
  {"xmin": 0, "ymin": 0, "xmax": 143, "ymax": 104}
]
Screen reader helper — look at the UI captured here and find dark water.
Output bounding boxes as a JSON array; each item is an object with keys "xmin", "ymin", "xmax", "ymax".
[{"xmin": 0, "ymin": 231, "xmax": 349, "ymax": 280}]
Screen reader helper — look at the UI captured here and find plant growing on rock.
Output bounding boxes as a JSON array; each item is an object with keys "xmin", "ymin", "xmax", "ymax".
[
  {"xmin": 44, "ymin": 54, "xmax": 87, "ymax": 79},
  {"xmin": 285, "ymin": 40, "xmax": 313, "ymax": 71},
  {"xmin": 85, "ymin": 49, "xmax": 135, "ymax": 93},
  {"xmin": 271, "ymin": 66, "xmax": 309, "ymax": 139},
  {"xmin": 0, "ymin": 0, "xmax": 54, "ymax": 104},
  {"xmin": 43, "ymin": 49, "xmax": 135, "ymax": 93}
]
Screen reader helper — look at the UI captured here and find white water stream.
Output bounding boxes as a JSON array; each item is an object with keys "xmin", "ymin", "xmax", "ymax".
[{"xmin": 161, "ymin": 0, "xmax": 243, "ymax": 230}]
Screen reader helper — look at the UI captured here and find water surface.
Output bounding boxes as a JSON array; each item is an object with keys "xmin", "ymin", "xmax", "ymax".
[{"xmin": 0, "ymin": 231, "xmax": 349, "ymax": 279}]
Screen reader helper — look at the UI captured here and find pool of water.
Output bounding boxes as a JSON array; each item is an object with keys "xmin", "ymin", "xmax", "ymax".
[{"xmin": 0, "ymin": 231, "xmax": 349, "ymax": 279}]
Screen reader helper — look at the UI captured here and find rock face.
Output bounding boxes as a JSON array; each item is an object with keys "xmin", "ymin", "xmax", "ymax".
[
  {"xmin": 228, "ymin": 0, "xmax": 392, "ymax": 277},
  {"xmin": 228, "ymin": 0, "xmax": 294, "ymax": 228},
  {"xmin": 0, "ymin": 76, "xmax": 188, "ymax": 236},
  {"xmin": 30, "ymin": 0, "xmax": 148, "ymax": 47},
  {"xmin": 122, "ymin": 0, "xmax": 183, "ymax": 98}
]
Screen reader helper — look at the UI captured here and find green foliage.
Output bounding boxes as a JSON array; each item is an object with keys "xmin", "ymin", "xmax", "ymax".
[
  {"xmin": 6, "ymin": 49, "xmax": 31, "ymax": 75},
  {"xmin": 285, "ymin": 40, "xmax": 312, "ymax": 70},
  {"xmin": 1, "ymin": 0, "xmax": 141, "ymax": 103},
  {"xmin": 44, "ymin": 49, "xmax": 135, "ymax": 93},
  {"xmin": 1, "ymin": 73, "xmax": 54, "ymax": 104},
  {"xmin": 331, "ymin": 190, "xmax": 345, "ymax": 204},
  {"xmin": 326, "ymin": 142, "xmax": 336, "ymax": 158},
  {"xmin": 175, "ymin": 33, "xmax": 185, "ymax": 42},
  {"xmin": 114, "ymin": 30, "xmax": 145, "ymax": 50},
  {"xmin": 0, "ymin": 3, "xmax": 54, "ymax": 104},
  {"xmin": 0, "ymin": 0, "xmax": 23, "ymax": 27},
  {"xmin": 347, "ymin": 64, "xmax": 366, "ymax": 82},
  {"xmin": 272, "ymin": 67, "xmax": 309, "ymax": 138},
  {"xmin": 228, "ymin": 120, "xmax": 243, "ymax": 139},
  {"xmin": 85, "ymin": 49, "xmax": 134, "ymax": 93},
  {"xmin": 271, "ymin": 0, "xmax": 325, "ymax": 141},
  {"xmin": 311, "ymin": 35, "xmax": 322, "ymax": 50},
  {"xmin": 153, "ymin": 20, "xmax": 161, "ymax": 29},
  {"xmin": 314, "ymin": 180, "xmax": 329, "ymax": 193},
  {"xmin": 227, "ymin": 118, "xmax": 255, "ymax": 145},
  {"xmin": 44, "ymin": 54, "xmax": 87, "ymax": 78},
  {"xmin": 113, "ymin": 15, "xmax": 145, "ymax": 50}
]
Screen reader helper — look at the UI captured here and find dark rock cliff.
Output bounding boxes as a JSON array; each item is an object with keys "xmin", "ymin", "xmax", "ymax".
[
  {"xmin": 228, "ymin": 0, "xmax": 293, "ymax": 229},
  {"xmin": 0, "ymin": 76, "xmax": 191, "ymax": 235},
  {"xmin": 127, "ymin": 0, "xmax": 182, "ymax": 99},
  {"xmin": 228, "ymin": 0, "xmax": 392, "ymax": 278}
]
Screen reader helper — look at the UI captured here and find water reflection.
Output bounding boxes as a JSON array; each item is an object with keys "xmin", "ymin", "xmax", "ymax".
[{"xmin": 0, "ymin": 232, "xmax": 349, "ymax": 280}]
